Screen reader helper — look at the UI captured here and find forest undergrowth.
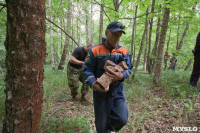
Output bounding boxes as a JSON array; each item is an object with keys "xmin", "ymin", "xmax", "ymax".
[{"xmin": 0, "ymin": 64, "xmax": 199, "ymax": 132}]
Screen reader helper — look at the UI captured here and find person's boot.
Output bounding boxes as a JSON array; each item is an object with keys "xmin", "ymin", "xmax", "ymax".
[{"xmin": 80, "ymin": 96, "xmax": 92, "ymax": 105}]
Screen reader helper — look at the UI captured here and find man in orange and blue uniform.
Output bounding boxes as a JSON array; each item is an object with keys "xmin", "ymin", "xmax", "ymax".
[{"xmin": 84, "ymin": 21, "xmax": 133, "ymax": 133}]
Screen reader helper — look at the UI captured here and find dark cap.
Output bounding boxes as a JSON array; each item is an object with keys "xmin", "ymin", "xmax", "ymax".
[{"xmin": 106, "ymin": 21, "xmax": 126, "ymax": 34}]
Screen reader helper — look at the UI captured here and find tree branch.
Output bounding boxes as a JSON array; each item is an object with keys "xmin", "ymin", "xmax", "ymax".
[
  {"xmin": 118, "ymin": 0, "xmax": 123, "ymax": 7},
  {"xmin": 46, "ymin": 17, "xmax": 79, "ymax": 46},
  {"xmin": 90, "ymin": 0, "xmax": 116, "ymax": 11},
  {"xmin": 0, "ymin": 3, "xmax": 6, "ymax": 7},
  {"xmin": 0, "ymin": 3, "xmax": 6, "ymax": 12},
  {"xmin": 119, "ymin": 11, "xmax": 160, "ymax": 20}
]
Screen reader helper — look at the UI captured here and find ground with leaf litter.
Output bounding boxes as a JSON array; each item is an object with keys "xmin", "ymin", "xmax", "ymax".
[{"xmin": 41, "ymin": 86, "xmax": 200, "ymax": 133}]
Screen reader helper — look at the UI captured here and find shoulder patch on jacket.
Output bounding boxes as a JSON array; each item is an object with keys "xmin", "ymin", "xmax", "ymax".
[
  {"xmin": 91, "ymin": 44, "xmax": 110, "ymax": 56},
  {"xmin": 113, "ymin": 46, "xmax": 128, "ymax": 55}
]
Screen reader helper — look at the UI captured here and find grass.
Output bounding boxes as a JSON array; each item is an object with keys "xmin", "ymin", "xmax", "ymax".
[
  {"xmin": 0, "ymin": 64, "xmax": 199, "ymax": 132},
  {"xmin": 0, "ymin": 67, "xmax": 5, "ymax": 132}
]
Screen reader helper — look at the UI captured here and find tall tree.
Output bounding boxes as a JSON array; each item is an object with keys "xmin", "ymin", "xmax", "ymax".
[
  {"xmin": 99, "ymin": 0, "xmax": 104, "ymax": 43},
  {"xmin": 149, "ymin": 5, "xmax": 161, "ymax": 74},
  {"xmin": 144, "ymin": 22, "xmax": 149, "ymax": 72},
  {"xmin": 132, "ymin": 8, "xmax": 149, "ymax": 79},
  {"xmin": 168, "ymin": 2, "xmax": 197, "ymax": 70},
  {"xmin": 48, "ymin": 0, "xmax": 56, "ymax": 69},
  {"xmin": 90, "ymin": 2, "xmax": 94, "ymax": 42},
  {"xmin": 147, "ymin": 0, "xmax": 155, "ymax": 74},
  {"xmin": 131, "ymin": 5, "xmax": 138, "ymax": 67},
  {"xmin": 3, "ymin": 0, "xmax": 45, "ymax": 132},
  {"xmin": 153, "ymin": 5, "xmax": 170, "ymax": 86},
  {"xmin": 58, "ymin": 0, "xmax": 72, "ymax": 70},
  {"xmin": 184, "ymin": 58, "xmax": 192, "ymax": 71},
  {"xmin": 85, "ymin": 6, "xmax": 89, "ymax": 44}
]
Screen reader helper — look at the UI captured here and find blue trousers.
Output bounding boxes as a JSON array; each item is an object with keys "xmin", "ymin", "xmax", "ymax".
[{"xmin": 93, "ymin": 83, "xmax": 129, "ymax": 133}]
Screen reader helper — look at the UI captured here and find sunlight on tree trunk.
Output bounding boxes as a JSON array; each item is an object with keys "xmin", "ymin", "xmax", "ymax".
[{"xmin": 3, "ymin": 0, "xmax": 45, "ymax": 132}]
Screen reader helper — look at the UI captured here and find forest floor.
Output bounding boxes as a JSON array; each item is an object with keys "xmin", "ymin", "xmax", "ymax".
[
  {"xmin": 40, "ymin": 65, "xmax": 200, "ymax": 133},
  {"xmin": 0, "ymin": 65, "xmax": 200, "ymax": 132}
]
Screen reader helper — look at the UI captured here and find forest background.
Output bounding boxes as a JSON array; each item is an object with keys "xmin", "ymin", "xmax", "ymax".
[{"xmin": 0, "ymin": 0, "xmax": 200, "ymax": 132}]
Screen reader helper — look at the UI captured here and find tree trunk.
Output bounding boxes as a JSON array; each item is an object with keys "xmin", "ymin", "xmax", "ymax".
[
  {"xmin": 131, "ymin": 5, "xmax": 138, "ymax": 67},
  {"xmin": 151, "ymin": 14, "xmax": 161, "ymax": 74},
  {"xmin": 49, "ymin": 0, "xmax": 56, "ymax": 69},
  {"xmin": 153, "ymin": 6, "xmax": 170, "ymax": 86},
  {"xmin": 184, "ymin": 58, "xmax": 192, "ymax": 71},
  {"xmin": 58, "ymin": 0, "xmax": 72, "ymax": 70},
  {"xmin": 166, "ymin": 29, "xmax": 171, "ymax": 52},
  {"xmin": 77, "ymin": 4, "xmax": 81, "ymax": 46},
  {"xmin": 164, "ymin": 29, "xmax": 171, "ymax": 71},
  {"xmin": 132, "ymin": 8, "xmax": 149, "ymax": 79},
  {"xmin": 99, "ymin": 0, "xmax": 104, "ymax": 43},
  {"xmin": 176, "ymin": 14, "xmax": 181, "ymax": 50},
  {"xmin": 168, "ymin": 25, "xmax": 188, "ymax": 70},
  {"xmin": 0, "ymin": 64, "xmax": 5, "ymax": 81},
  {"xmin": 113, "ymin": 0, "xmax": 119, "ymax": 12},
  {"xmin": 85, "ymin": 7, "xmax": 89, "ymax": 44},
  {"xmin": 71, "ymin": 4, "xmax": 74, "ymax": 53},
  {"xmin": 144, "ymin": 22, "xmax": 149, "ymax": 72},
  {"xmin": 169, "ymin": 2, "xmax": 197, "ymax": 70},
  {"xmin": 3, "ymin": 0, "xmax": 45, "ymax": 132},
  {"xmin": 90, "ymin": 2, "xmax": 94, "ymax": 43},
  {"xmin": 147, "ymin": 0, "xmax": 155, "ymax": 74}
]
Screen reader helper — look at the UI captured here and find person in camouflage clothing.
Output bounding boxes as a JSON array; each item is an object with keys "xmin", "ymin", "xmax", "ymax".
[{"xmin": 67, "ymin": 42, "xmax": 94, "ymax": 104}]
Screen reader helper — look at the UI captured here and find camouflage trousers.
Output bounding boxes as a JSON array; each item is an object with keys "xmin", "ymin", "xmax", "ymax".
[{"xmin": 67, "ymin": 64, "xmax": 89, "ymax": 98}]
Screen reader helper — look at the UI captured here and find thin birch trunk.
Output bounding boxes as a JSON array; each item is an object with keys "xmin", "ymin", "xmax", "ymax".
[
  {"xmin": 169, "ymin": 2, "xmax": 197, "ymax": 70},
  {"xmin": 166, "ymin": 29, "xmax": 171, "ymax": 52},
  {"xmin": 150, "ymin": 14, "xmax": 161, "ymax": 74},
  {"xmin": 49, "ymin": 0, "xmax": 56, "ymax": 69},
  {"xmin": 184, "ymin": 58, "xmax": 192, "ymax": 71},
  {"xmin": 153, "ymin": 6, "xmax": 170, "ymax": 86},
  {"xmin": 132, "ymin": 8, "xmax": 149, "ymax": 79},
  {"xmin": 58, "ymin": 0, "xmax": 72, "ymax": 70},
  {"xmin": 91, "ymin": 2, "xmax": 94, "ymax": 42},
  {"xmin": 131, "ymin": 5, "xmax": 138, "ymax": 67},
  {"xmin": 176, "ymin": 14, "xmax": 181, "ymax": 50},
  {"xmin": 144, "ymin": 22, "xmax": 149, "ymax": 72},
  {"xmin": 147, "ymin": 0, "xmax": 155, "ymax": 74},
  {"xmin": 99, "ymin": 1, "xmax": 104, "ymax": 43}
]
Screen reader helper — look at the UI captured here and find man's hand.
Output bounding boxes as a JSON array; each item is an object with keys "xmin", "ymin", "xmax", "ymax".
[
  {"xmin": 106, "ymin": 68, "xmax": 124, "ymax": 81},
  {"xmin": 92, "ymin": 81, "xmax": 109, "ymax": 92}
]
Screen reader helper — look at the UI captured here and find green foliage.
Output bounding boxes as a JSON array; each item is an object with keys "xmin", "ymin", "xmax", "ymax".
[
  {"xmin": 0, "ymin": 67, "xmax": 6, "ymax": 131},
  {"xmin": 44, "ymin": 65, "xmax": 68, "ymax": 101},
  {"xmin": 161, "ymin": 70, "xmax": 198, "ymax": 98},
  {"xmin": 0, "ymin": 5, "xmax": 6, "ymax": 64},
  {"xmin": 58, "ymin": 115, "xmax": 91, "ymax": 132}
]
